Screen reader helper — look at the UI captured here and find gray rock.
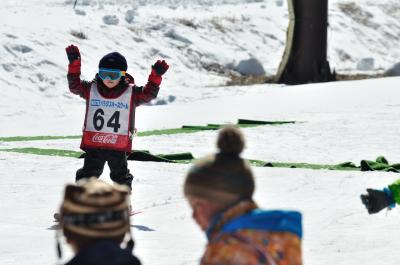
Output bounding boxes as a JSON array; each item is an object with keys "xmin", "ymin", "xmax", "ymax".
[
  {"xmin": 235, "ymin": 58, "xmax": 266, "ymax": 75},
  {"xmin": 125, "ymin": 10, "xmax": 136, "ymax": 24},
  {"xmin": 356, "ymin": 57, "xmax": 375, "ymax": 71},
  {"xmin": 11, "ymin": 44, "xmax": 33, "ymax": 53},
  {"xmin": 103, "ymin": 15, "xmax": 119, "ymax": 26},
  {"xmin": 164, "ymin": 29, "xmax": 192, "ymax": 44},
  {"xmin": 276, "ymin": 0, "xmax": 284, "ymax": 7},
  {"xmin": 79, "ymin": 0, "xmax": 91, "ymax": 6},
  {"xmin": 74, "ymin": 9, "xmax": 86, "ymax": 16},
  {"xmin": 2, "ymin": 64, "xmax": 14, "ymax": 72},
  {"xmin": 385, "ymin": 62, "xmax": 400, "ymax": 76}
]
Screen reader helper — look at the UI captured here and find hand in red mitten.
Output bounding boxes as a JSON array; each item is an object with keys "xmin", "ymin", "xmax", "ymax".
[
  {"xmin": 65, "ymin": 45, "xmax": 81, "ymax": 74},
  {"xmin": 152, "ymin": 60, "xmax": 169, "ymax": 76},
  {"xmin": 148, "ymin": 60, "xmax": 169, "ymax": 85},
  {"xmin": 65, "ymin": 45, "xmax": 81, "ymax": 63}
]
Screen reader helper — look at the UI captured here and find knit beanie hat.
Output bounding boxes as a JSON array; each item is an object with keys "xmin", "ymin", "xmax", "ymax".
[
  {"xmin": 59, "ymin": 178, "xmax": 131, "ymax": 239},
  {"xmin": 99, "ymin": 52, "xmax": 128, "ymax": 71},
  {"xmin": 184, "ymin": 125, "xmax": 255, "ymax": 205}
]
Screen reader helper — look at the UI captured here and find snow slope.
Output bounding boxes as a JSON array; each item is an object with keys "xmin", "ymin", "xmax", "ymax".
[{"xmin": 1, "ymin": 0, "xmax": 399, "ymax": 109}]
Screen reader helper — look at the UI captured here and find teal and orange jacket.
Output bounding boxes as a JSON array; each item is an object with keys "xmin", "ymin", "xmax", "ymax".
[{"xmin": 201, "ymin": 200, "xmax": 303, "ymax": 265}]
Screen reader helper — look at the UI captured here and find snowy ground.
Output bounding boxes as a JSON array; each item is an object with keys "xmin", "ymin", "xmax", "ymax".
[
  {"xmin": 1, "ymin": 0, "xmax": 400, "ymax": 264},
  {"xmin": 2, "ymin": 77, "xmax": 400, "ymax": 265}
]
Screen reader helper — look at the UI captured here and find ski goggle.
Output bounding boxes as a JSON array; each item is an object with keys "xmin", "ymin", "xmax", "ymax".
[{"xmin": 98, "ymin": 68, "xmax": 126, "ymax": 81}]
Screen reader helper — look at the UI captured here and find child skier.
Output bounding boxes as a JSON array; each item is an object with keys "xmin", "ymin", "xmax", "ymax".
[
  {"xmin": 184, "ymin": 125, "xmax": 303, "ymax": 265},
  {"xmin": 66, "ymin": 44, "xmax": 169, "ymax": 204},
  {"xmin": 361, "ymin": 179, "xmax": 400, "ymax": 214}
]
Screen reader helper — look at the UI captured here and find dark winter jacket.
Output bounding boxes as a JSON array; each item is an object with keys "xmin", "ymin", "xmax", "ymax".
[
  {"xmin": 67, "ymin": 73, "xmax": 159, "ymax": 134},
  {"xmin": 65, "ymin": 240, "xmax": 141, "ymax": 265}
]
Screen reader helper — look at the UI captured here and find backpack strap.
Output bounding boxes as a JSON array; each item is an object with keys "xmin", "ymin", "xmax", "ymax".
[{"xmin": 230, "ymin": 233, "xmax": 277, "ymax": 265}]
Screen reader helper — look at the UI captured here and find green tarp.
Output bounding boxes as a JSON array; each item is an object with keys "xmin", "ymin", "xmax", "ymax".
[
  {"xmin": 1, "ymin": 148, "xmax": 83, "ymax": 158},
  {"xmin": 1, "ymin": 147, "xmax": 398, "ymax": 174},
  {"xmin": 360, "ymin": 156, "xmax": 400, "ymax": 173},
  {"xmin": 3, "ymin": 119, "xmax": 395, "ymax": 173},
  {"xmin": 0, "ymin": 119, "xmax": 297, "ymax": 142}
]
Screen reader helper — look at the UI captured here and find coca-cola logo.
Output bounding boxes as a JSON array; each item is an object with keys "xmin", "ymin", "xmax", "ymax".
[{"xmin": 92, "ymin": 133, "xmax": 118, "ymax": 144}]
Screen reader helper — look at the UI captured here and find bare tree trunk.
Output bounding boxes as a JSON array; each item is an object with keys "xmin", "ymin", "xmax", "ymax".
[{"xmin": 276, "ymin": 0, "xmax": 335, "ymax": 84}]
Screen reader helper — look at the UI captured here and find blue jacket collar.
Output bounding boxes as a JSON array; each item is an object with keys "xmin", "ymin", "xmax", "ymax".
[
  {"xmin": 207, "ymin": 208, "xmax": 302, "ymax": 240},
  {"xmin": 221, "ymin": 209, "xmax": 302, "ymax": 238}
]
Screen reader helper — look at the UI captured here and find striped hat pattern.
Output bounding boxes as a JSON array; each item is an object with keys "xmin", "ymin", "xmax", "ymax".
[{"xmin": 60, "ymin": 178, "xmax": 130, "ymax": 238}]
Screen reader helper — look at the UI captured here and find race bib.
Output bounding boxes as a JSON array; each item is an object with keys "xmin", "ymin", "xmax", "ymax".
[{"xmin": 82, "ymin": 84, "xmax": 133, "ymax": 151}]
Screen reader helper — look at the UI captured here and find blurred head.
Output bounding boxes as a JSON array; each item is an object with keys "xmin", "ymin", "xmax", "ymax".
[
  {"xmin": 98, "ymin": 52, "xmax": 127, "ymax": 89},
  {"xmin": 184, "ymin": 125, "xmax": 255, "ymax": 230},
  {"xmin": 59, "ymin": 178, "xmax": 131, "ymax": 252}
]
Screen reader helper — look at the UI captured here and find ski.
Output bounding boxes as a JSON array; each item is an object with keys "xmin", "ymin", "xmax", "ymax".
[{"xmin": 129, "ymin": 210, "xmax": 142, "ymax": 216}]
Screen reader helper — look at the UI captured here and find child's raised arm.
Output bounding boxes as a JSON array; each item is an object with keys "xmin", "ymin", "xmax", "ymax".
[
  {"xmin": 66, "ymin": 44, "xmax": 91, "ymax": 99},
  {"xmin": 134, "ymin": 60, "xmax": 169, "ymax": 106}
]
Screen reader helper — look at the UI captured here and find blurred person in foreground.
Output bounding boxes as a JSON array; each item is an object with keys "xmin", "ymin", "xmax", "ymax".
[
  {"xmin": 184, "ymin": 125, "xmax": 303, "ymax": 265},
  {"xmin": 56, "ymin": 178, "xmax": 141, "ymax": 265}
]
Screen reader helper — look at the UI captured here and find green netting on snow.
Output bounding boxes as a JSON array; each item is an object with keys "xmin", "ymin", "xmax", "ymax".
[
  {"xmin": 0, "ymin": 135, "xmax": 81, "ymax": 142},
  {"xmin": 360, "ymin": 156, "xmax": 400, "ymax": 173},
  {"xmin": 0, "ymin": 148, "xmax": 193, "ymax": 164},
  {"xmin": 237, "ymin": 119, "xmax": 296, "ymax": 125},
  {"xmin": 1, "ymin": 147, "xmax": 398, "ymax": 174},
  {"xmin": 1, "ymin": 148, "xmax": 83, "ymax": 158},
  {"xmin": 0, "ymin": 119, "xmax": 297, "ymax": 142},
  {"xmin": 249, "ymin": 159, "xmax": 359, "ymax": 171}
]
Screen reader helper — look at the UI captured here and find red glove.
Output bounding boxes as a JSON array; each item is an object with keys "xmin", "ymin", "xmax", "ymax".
[
  {"xmin": 148, "ymin": 60, "xmax": 169, "ymax": 85},
  {"xmin": 65, "ymin": 45, "xmax": 81, "ymax": 74}
]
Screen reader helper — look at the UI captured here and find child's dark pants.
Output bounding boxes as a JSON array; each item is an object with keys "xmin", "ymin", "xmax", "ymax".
[{"xmin": 76, "ymin": 148, "xmax": 133, "ymax": 190}]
